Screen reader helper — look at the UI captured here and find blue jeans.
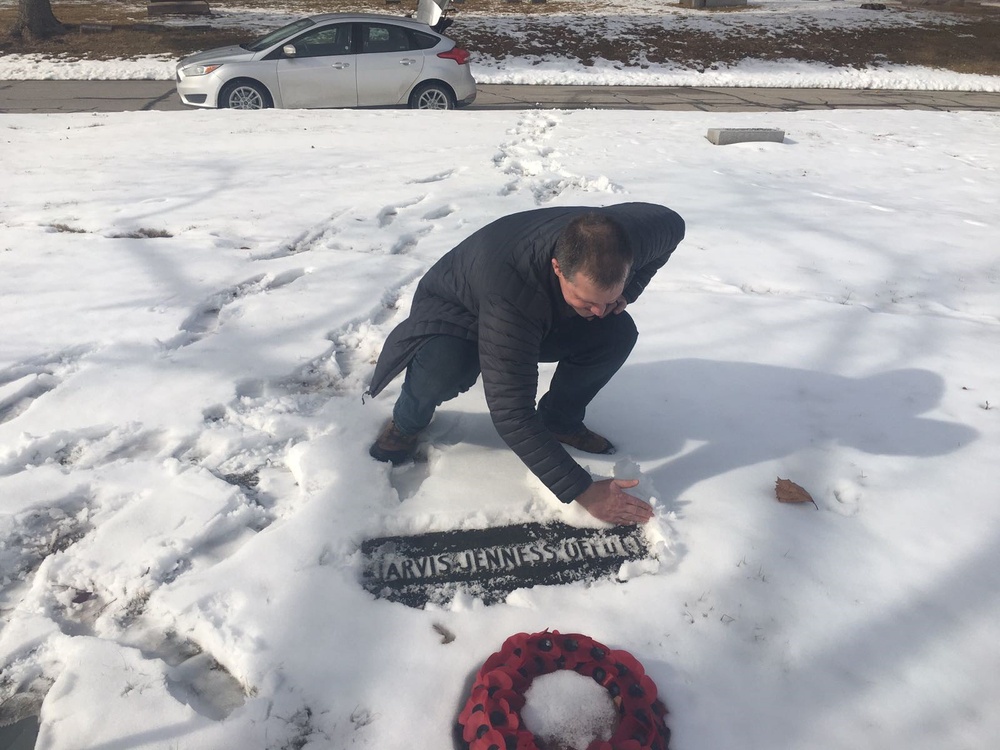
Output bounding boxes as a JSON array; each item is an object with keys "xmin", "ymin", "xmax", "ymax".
[{"xmin": 392, "ymin": 312, "xmax": 638, "ymax": 435}]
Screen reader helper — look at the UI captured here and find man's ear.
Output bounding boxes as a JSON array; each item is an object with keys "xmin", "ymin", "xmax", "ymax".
[{"xmin": 551, "ymin": 257, "xmax": 563, "ymax": 278}]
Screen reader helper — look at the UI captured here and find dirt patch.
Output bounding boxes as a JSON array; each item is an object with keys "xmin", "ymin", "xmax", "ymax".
[
  {"xmin": 460, "ymin": 17, "xmax": 1000, "ymax": 74},
  {"xmin": 1, "ymin": 1, "xmax": 998, "ymax": 75},
  {"xmin": 1, "ymin": 23, "xmax": 245, "ymax": 61}
]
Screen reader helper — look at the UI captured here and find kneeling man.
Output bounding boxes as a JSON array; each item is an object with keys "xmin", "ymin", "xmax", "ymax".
[{"xmin": 366, "ymin": 203, "xmax": 685, "ymax": 525}]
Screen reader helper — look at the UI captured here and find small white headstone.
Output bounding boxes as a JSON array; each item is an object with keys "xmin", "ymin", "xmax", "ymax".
[{"xmin": 706, "ymin": 128, "xmax": 786, "ymax": 145}]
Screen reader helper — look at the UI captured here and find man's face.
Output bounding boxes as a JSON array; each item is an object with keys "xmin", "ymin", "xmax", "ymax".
[{"xmin": 552, "ymin": 258, "xmax": 625, "ymax": 319}]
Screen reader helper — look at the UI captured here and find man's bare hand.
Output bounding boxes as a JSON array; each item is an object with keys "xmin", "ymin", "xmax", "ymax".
[
  {"xmin": 611, "ymin": 295, "xmax": 629, "ymax": 315},
  {"xmin": 575, "ymin": 479, "xmax": 654, "ymax": 525}
]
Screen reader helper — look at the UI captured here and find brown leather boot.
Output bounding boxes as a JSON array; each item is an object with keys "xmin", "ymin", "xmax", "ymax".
[
  {"xmin": 369, "ymin": 420, "xmax": 419, "ymax": 465},
  {"xmin": 550, "ymin": 425, "xmax": 616, "ymax": 455}
]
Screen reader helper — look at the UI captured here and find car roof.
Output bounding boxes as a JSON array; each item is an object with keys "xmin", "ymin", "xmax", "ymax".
[{"xmin": 306, "ymin": 12, "xmax": 435, "ymax": 31}]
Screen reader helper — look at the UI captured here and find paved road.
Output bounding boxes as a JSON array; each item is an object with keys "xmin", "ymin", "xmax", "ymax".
[{"xmin": 2, "ymin": 80, "xmax": 1000, "ymax": 113}]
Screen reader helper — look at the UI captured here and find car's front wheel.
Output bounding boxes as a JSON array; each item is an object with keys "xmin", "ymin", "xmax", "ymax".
[
  {"xmin": 219, "ymin": 80, "xmax": 273, "ymax": 110},
  {"xmin": 410, "ymin": 82, "xmax": 455, "ymax": 111}
]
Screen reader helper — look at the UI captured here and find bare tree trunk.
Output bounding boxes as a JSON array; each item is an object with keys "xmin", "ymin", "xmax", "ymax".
[{"xmin": 9, "ymin": 0, "xmax": 65, "ymax": 39}]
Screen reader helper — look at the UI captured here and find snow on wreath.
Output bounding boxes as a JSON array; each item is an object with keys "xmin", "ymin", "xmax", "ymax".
[{"xmin": 459, "ymin": 630, "xmax": 670, "ymax": 750}]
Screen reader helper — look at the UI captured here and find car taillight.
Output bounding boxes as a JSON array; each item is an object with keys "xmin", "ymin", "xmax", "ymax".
[{"xmin": 437, "ymin": 47, "xmax": 470, "ymax": 65}]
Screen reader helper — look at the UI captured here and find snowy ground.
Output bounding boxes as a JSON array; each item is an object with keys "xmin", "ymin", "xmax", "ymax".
[
  {"xmin": 1, "ymin": 0, "xmax": 1000, "ymax": 90},
  {"xmin": 2, "ymin": 2, "xmax": 1000, "ymax": 748},
  {"xmin": 1, "ymin": 101, "xmax": 998, "ymax": 749}
]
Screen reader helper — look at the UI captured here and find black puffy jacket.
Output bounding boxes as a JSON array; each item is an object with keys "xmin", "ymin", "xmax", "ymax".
[{"xmin": 368, "ymin": 202, "xmax": 685, "ymax": 503}]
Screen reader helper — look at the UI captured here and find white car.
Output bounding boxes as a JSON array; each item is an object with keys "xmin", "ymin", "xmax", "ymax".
[{"xmin": 175, "ymin": 13, "xmax": 476, "ymax": 110}]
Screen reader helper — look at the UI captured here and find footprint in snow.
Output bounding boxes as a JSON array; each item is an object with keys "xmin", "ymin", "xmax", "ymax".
[
  {"xmin": 423, "ymin": 204, "xmax": 456, "ymax": 220},
  {"xmin": 0, "ymin": 373, "xmax": 58, "ymax": 426},
  {"xmin": 831, "ymin": 480, "xmax": 862, "ymax": 516},
  {"xmin": 163, "ymin": 270, "xmax": 306, "ymax": 351},
  {"xmin": 0, "ymin": 348, "xmax": 90, "ymax": 427},
  {"xmin": 377, "ymin": 196, "xmax": 427, "ymax": 228},
  {"xmin": 408, "ymin": 169, "xmax": 456, "ymax": 184},
  {"xmin": 390, "ymin": 225, "xmax": 433, "ymax": 255},
  {"xmin": 389, "ymin": 458, "xmax": 431, "ymax": 502},
  {"xmin": 0, "ymin": 494, "xmax": 92, "ymax": 592}
]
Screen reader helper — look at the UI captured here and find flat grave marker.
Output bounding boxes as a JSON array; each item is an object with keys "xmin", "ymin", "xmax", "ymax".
[{"xmin": 361, "ymin": 521, "xmax": 653, "ymax": 607}]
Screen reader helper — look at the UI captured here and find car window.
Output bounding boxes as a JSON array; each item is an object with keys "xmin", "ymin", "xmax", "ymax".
[
  {"xmin": 245, "ymin": 18, "xmax": 315, "ymax": 52},
  {"xmin": 361, "ymin": 23, "xmax": 413, "ymax": 54},
  {"xmin": 409, "ymin": 30, "xmax": 440, "ymax": 51},
  {"xmin": 291, "ymin": 24, "xmax": 354, "ymax": 58}
]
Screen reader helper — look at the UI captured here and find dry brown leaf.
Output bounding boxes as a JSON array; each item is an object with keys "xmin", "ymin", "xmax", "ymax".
[{"xmin": 775, "ymin": 477, "xmax": 819, "ymax": 509}]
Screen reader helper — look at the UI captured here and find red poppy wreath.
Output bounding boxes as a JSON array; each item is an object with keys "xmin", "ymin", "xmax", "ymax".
[{"xmin": 458, "ymin": 630, "xmax": 670, "ymax": 750}]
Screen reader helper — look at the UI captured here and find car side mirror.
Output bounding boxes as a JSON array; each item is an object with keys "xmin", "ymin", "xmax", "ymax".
[{"xmin": 283, "ymin": 44, "xmax": 297, "ymax": 58}]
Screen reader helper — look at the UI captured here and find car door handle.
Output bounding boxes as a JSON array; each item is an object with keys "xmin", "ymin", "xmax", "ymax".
[
  {"xmin": 331, "ymin": 62, "xmax": 350, "ymax": 69},
  {"xmin": 399, "ymin": 59, "xmax": 417, "ymax": 65}
]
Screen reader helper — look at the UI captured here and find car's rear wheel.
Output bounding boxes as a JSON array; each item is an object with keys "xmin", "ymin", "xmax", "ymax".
[
  {"xmin": 220, "ymin": 80, "xmax": 273, "ymax": 110},
  {"xmin": 410, "ymin": 82, "xmax": 455, "ymax": 110}
]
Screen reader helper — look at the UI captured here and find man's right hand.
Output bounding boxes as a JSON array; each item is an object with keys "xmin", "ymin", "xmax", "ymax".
[{"xmin": 574, "ymin": 479, "xmax": 654, "ymax": 525}]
